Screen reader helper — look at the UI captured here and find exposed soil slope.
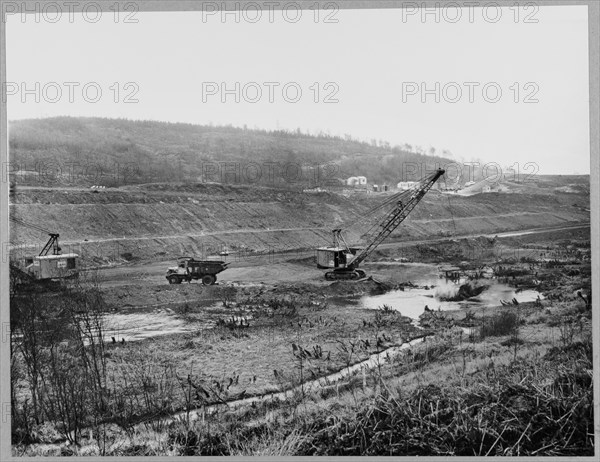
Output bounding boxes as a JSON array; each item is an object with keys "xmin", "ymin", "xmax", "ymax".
[{"xmin": 9, "ymin": 179, "xmax": 589, "ymax": 266}]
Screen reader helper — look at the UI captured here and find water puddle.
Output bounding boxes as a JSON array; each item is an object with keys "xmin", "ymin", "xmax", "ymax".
[
  {"xmin": 103, "ymin": 302, "xmax": 247, "ymax": 343},
  {"xmin": 103, "ymin": 309, "xmax": 196, "ymax": 342},
  {"xmin": 360, "ymin": 262, "xmax": 542, "ymax": 320},
  {"xmin": 361, "ymin": 280, "xmax": 542, "ymax": 320}
]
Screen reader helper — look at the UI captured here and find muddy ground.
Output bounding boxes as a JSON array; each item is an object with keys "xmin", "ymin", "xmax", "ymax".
[
  {"xmin": 79, "ymin": 225, "xmax": 591, "ymax": 402},
  {"xmin": 10, "ymin": 222, "xmax": 593, "ymax": 457}
]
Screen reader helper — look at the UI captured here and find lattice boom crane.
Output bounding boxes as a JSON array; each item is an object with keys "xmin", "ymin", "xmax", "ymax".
[{"xmin": 316, "ymin": 168, "xmax": 445, "ymax": 280}]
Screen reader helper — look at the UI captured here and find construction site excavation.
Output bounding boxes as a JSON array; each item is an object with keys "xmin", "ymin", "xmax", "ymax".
[{"xmin": 7, "ymin": 118, "xmax": 594, "ymax": 457}]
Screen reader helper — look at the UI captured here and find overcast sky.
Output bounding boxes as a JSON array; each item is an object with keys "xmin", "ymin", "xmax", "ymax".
[{"xmin": 5, "ymin": 4, "xmax": 590, "ymax": 174}]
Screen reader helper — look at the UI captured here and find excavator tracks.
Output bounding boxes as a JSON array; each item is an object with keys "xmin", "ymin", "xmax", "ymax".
[{"xmin": 324, "ymin": 269, "xmax": 367, "ymax": 281}]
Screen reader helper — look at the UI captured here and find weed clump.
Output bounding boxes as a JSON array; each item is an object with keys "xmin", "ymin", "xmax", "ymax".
[
  {"xmin": 294, "ymin": 342, "xmax": 593, "ymax": 456},
  {"xmin": 479, "ymin": 311, "xmax": 519, "ymax": 339}
]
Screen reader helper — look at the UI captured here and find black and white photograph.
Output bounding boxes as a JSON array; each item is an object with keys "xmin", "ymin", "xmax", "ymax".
[{"xmin": 1, "ymin": 0, "xmax": 598, "ymax": 457}]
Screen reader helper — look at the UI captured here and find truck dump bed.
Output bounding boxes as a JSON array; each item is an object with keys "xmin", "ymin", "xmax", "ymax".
[{"xmin": 185, "ymin": 259, "xmax": 229, "ymax": 275}]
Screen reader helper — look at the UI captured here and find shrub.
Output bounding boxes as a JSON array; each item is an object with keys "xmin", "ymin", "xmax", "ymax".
[
  {"xmin": 295, "ymin": 345, "xmax": 594, "ymax": 456},
  {"xmin": 479, "ymin": 311, "xmax": 519, "ymax": 339}
]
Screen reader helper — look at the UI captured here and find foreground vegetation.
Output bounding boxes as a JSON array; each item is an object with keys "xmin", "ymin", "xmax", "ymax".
[{"xmin": 11, "ymin": 292, "xmax": 593, "ymax": 456}]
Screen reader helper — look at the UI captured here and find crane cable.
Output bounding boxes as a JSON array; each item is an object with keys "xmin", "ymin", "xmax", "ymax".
[
  {"xmin": 343, "ymin": 188, "xmax": 408, "ymax": 227},
  {"xmin": 318, "ymin": 188, "xmax": 411, "ymax": 247},
  {"xmin": 444, "ymin": 174, "xmax": 458, "ymax": 236},
  {"xmin": 341, "ymin": 170, "xmax": 441, "ymax": 234},
  {"xmin": 357, "ymin": 170, "xmax": 441, "ymax": 237},
  {"xmin": 321, "ymin": 170, "xmax": 442, "ymax": 246},
  {"xmin": 360, "ymin": 191, "xmax": 410, "ymax": 239},
  {"xmin": 9, "ymin": 216, "xmax": 52, "ymax": 235}
]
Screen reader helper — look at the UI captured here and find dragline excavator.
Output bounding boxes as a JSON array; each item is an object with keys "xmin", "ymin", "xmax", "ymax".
[
  {"xmin": 9, "ymin": 216, "xmax": 79, "ymax": 281},
  {"xmin": 316, "ymin": 168, "xmax": 445, "ymax": 280}
]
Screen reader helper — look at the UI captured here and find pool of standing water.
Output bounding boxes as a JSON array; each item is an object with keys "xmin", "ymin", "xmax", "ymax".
[{"xmin": 360, "ymin": 263, "xmax": 543, "ymax": 320}]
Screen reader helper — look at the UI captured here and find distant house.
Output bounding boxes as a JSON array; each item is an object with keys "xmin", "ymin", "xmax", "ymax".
[
  {"xmin": 397, "ymin": 181, "xmax": 418, "ymax": 190},
  {"xmin": 347, "ymin": 176, "xmax": 367, "ymax": 186},
  {"xmin": 456, "ymin": 179, "xmax": 507, "ymax": 196}
]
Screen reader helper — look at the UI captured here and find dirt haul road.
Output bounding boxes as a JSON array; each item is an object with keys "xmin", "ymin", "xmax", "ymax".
[{"xmin": 90, "ymin": 223, "xmax": 590, "ymax": 288}]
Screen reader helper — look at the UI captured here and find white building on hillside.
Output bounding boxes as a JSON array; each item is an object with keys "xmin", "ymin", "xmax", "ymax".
[{"xmin": 347, "ymin": 176, "xmax": 367, "ymax": 186}]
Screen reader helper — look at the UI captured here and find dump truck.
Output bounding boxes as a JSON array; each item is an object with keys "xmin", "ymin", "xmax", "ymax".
[{"xmin": 166, "ymin": 257, "xmax": 229, "ymax": 285}]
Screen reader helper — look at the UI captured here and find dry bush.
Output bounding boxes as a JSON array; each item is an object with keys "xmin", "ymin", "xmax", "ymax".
[
  {"xmin": 11, "ymin": 275, "xmax": 111, "ymax": 450},
  {"xmin": 480, "ymin": 311, "xmax": 520, "ymax": 339},
  {"xmin": 294, "ymin": 334, "xmax": 593, "ymax": 456}
]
